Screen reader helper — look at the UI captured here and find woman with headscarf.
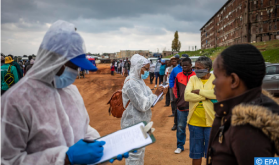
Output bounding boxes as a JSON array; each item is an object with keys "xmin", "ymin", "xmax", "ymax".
[
  {"xmin": 184, "ymin": 56, "xmax": 216, "ymax": 165},
  {"xmin": 121, "ymin": 54, "xmax": 167, "ymax": 165},
  {"xmin": 207, "ymin": 44, "xmax": 279, "ymax": 165}
]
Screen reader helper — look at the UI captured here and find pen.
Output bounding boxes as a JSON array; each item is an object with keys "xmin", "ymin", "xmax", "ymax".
[{"xmin": 83, "ymin": 139, "xmax": 95, "ymax": 143}]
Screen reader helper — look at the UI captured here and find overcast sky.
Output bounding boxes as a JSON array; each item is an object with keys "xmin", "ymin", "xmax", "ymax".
[{"xmin": 1, "ymin": 0, "xmax": 226, "ymax": 56}]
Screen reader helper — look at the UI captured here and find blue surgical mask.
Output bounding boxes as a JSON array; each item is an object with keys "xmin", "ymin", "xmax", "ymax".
[
  {"xmin": 54, "ymin": 66, "xmax": 78, "ymax": 88},
  {"xmin": 141, "ymin": 71, "xmax": 149, "ymax": 79}
]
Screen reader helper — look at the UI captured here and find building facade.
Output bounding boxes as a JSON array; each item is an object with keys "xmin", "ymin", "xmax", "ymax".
[
  {"xmin": 201, "ymin": 0, "xmax": 279, "ymax": 49},
  {"xmin": 102, "ymin": 53, "xmax": 116, "ymax": 59},
  {"xmin": 162, "ymin": 51, "xmax": 179, "ymax": 57},
  {"xmin": 118, "ymin": 50, "xmax": 150, "ymax": 59}
]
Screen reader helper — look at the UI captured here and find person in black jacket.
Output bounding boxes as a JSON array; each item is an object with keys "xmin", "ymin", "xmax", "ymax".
[{"xmin": 207, "ymin": 44, "xmax": 279, "ymax": 165}]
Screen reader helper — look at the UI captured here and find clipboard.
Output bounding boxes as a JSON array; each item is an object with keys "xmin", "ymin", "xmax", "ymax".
[{"xmin": 86, "ymin": 121, "xmax": 156, "ymax": 164}]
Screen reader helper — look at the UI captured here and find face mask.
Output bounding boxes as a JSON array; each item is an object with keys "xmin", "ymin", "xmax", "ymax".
[
  {"xmin": 141, "ymin": 71, "xmax": 149, "ymax": 79},
  {"xmin": 195, "ymin": 69, "xmax": 208, "ymax": 78},
  {"xmin": 54, "ymin": 66, "xmax": 78, "ymax": 88}
]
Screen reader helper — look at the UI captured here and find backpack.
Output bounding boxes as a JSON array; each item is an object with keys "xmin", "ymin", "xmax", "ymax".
[
  {"xmin": 4, "ymin": 65, "xmax": 15, "ymax": 88},
  {"xmin": 107, "ymin": 79, "xmax": 131, "ymax": 118}
]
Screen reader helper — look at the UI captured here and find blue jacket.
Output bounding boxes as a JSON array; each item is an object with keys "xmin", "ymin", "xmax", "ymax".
[{"xmin": 169, "ymin": 64, "xmax": 182, "ymax": 88}]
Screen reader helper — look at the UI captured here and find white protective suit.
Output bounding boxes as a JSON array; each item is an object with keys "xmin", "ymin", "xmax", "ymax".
[
  {"xmin": 1, "ymin": 20, "xmax": 100, "ymax": 165},
  {"xmin": 121, "ymin": 54, "xmax": 162, "ymax": 165}
]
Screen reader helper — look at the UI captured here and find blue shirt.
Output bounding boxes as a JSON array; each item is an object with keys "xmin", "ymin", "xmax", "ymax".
[
  {"xmin": 169, "ymin": 64, "xmax": 182, "ymax": 88},
  {"xmin": 159, "ymin": 64, "xmax": 166, "ymax": 75}
]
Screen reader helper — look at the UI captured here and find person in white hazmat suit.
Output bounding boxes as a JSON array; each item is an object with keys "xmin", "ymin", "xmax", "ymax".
[
  {"xmin": 1, "ymin": 20, "xmax": 129, "ymax": 165},
  {"xmin": 121, "ymin": 54, "xmax": 168, "ymax": 165}
]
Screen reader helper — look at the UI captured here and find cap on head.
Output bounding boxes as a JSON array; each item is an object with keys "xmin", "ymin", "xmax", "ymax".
[
  {"xmin": 70, "ymin": 54, "xmax": 98, "ymax": 71},
  {"xmin": 5, "ymin": 56, "xmax": 14, "ymax": 64},
  {"xmin": 182, "ymin": 54, "xmax": 189, "ymax": 58},
  {"xmin": 174, "ymin": 54, "xmax": 180, "ymax": 59},
  {"xmin": 161, "ymin": 59, "xmax": 166, "ymax": 63}
]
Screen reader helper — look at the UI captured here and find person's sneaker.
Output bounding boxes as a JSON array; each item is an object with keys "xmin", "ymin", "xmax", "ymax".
[
  {"xmin": 171, "ymin": 124, "xmax": 177, "ymax": 131},
  {"xmin": 154, "ymin": 85, "xmax": 157, "ymax": 88},
  {"xmin": 164, "ymin": 105, "xmax": 169, "ymax": 107},
  {"xmin": 174, "ymin": 148, "xmax": 182, "ymax": 154},
  {"xmin": 168, "ymin": 114, "xmax": 174, "ymax": 117}
]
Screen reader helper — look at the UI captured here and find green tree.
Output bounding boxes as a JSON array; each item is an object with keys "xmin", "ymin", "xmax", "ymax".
[{"xmin": 172, "ymin": 31, "xmax": 181, "ymax": 52}]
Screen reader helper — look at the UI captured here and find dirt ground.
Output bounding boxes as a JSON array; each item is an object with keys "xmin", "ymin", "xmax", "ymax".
[{"xmin": 74, "ymin": 64, "xmax": 278, "ymax": 165}]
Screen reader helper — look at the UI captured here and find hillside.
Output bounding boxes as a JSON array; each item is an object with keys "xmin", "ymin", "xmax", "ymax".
[{"xmin": 168, "ymin": 40, "xmax": 279, "ymax": 63}]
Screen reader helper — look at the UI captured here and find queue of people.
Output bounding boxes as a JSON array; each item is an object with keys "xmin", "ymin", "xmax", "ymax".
[
  {"xmin": 112, "ymin": 59, "xmax": 130, "ymax": 77},
  {"xmin": 1, "ymin": 20, "xmax": 279, "ymax": 165},
  {"xmin": 140, "ymin": 44, "xmax": 278, "ymax": 165}
]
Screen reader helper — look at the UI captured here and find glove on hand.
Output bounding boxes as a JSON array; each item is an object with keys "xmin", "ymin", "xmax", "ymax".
[{"xmin": 66, "ymin": 139, "xmax": 105, "ymax": 165}]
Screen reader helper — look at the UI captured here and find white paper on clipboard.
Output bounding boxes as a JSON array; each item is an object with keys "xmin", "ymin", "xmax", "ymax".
[
  {"xmin": 92, "ymin": 122, "xmax": 153, "ymax": 164},
  {"xmin": 151, "ymin": 84, "xmax": 168, "ymax": 107}
]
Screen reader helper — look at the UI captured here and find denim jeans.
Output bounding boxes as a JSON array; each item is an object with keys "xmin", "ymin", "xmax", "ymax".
[
  {"xmin": 188, "ymin": 124, "xmax": 211, "ymax": 159},
  {"xmin": 155, "ymin": 72, "xmax": 159, "ymax": 85},
  {"xmin": 176, "ymin": 110, "xmax": 189, "ymax": 150}
]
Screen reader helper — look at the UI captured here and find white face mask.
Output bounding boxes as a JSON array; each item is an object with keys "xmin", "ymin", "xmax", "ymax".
[{"xmin": 54, "ymin": 66, "xmax": 78, "ymax": 88}]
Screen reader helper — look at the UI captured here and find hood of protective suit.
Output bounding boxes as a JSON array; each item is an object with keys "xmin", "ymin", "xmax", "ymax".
[
  {"xmin": 27, "ymin": 20, "xmax": 86, "ymax": 85},
  {"xmin": 129, "ymin": 54, "xmax": 149, "ymax": 80}
]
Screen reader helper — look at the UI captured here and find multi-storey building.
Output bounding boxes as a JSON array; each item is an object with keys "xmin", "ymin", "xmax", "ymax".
[{"xmin": 201, "ymin": 0, "xmax": 279, "ymax": 49}]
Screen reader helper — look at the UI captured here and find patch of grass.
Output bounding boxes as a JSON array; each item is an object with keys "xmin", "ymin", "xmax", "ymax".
[
  {"xmin": 261, "ymin": 49, "xmax": 279, "ymax": 63},
  {"xmin": 166, "ymin": 40, "xmax": 279, "ymax": 63}
]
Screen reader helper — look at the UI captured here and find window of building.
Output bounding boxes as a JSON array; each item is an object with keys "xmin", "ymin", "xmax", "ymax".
[
  {"xmin": 261, "ymin": 0, "xmax": 263, "ymax": 6},
  {"xmin": 269, "ymin": 24, "xmax": 272, "ymax": 30},
  {"xmin": 275, "ymin": 24, "xmax": 277, "ymax": 29},
  {"xmin": 270, "ymin": 0, "xmax": 272, "ymax": 5}
]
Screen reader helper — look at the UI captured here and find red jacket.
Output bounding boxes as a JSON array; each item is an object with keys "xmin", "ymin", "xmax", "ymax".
[
  {"xmin": 111, "ymin": 66, "xmax": 115, "ymax": 71},
  {"xmin": 173, "ymin": 71, "xmax": 196, "ymax": 111}
]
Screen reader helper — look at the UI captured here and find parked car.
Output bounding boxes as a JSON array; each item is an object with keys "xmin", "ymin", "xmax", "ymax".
[
  {"xmin": 148, "ymin": 57, "xmax": 158, "ymax": 64},
  {"xmin": 262, "ymin": 63, "xmax": 279, "ymax": 95},
  {"xmin": 189, "ymin": 56, "xmax": 200, "ymax": 69}
]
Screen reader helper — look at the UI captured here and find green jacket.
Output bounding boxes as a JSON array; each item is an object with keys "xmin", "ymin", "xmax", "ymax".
[
  {"xmin": 1, "ymin": 64, "xmax": 19, "ymax": 91},
  {"xmin": 12, "ymin": 61, "xmax": 23, "ymax": 79}
]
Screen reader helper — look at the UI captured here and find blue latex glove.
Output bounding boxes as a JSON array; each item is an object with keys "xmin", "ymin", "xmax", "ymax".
[
  {"xmin": 66, "ymin": 139, "xmax": 106, "ymax": 165},
  {"xmin": 109, "ymin": 150, "xmax": 137, "ymax": 163}
]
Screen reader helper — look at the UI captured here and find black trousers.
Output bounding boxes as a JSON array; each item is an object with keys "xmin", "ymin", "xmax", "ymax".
[
  {"xmin": 150, "ymin": 72, "xmax": 154, "ymax": 84},
  {"xmin": 165, "ymin": 87, "xmax": 170, "ymax": 106},
  {"xmin": 159, "ymin": 75, "xmax": 164, "ymax": 84},
  {"xmin": 111, "ymin": 71, "xmax": 114, "ymax": 75},
  {"xmin": 120, "ymin": 67, "xmax": 122, "ymax": 74}
]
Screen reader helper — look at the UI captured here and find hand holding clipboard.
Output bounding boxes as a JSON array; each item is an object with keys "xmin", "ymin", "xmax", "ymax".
[{"xmin": 152, "ymin": 84, "xmax": 169, "ymax": 107}]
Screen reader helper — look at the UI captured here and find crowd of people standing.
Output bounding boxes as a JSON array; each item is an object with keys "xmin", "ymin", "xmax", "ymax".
[
  {"xmin": 111, "ymin": 58, "xmax": 131, "ymax": 76},
  {"xmin": 129, "ymin": 45, "xmax": 279, "ymax": 165},
  {"xmin": 1, "ymin": 54, "xmax": 35, "ymax": 95},
  {"xmin": 1, "ymin": 20, "xmax": 279, "ymax": 165}
]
